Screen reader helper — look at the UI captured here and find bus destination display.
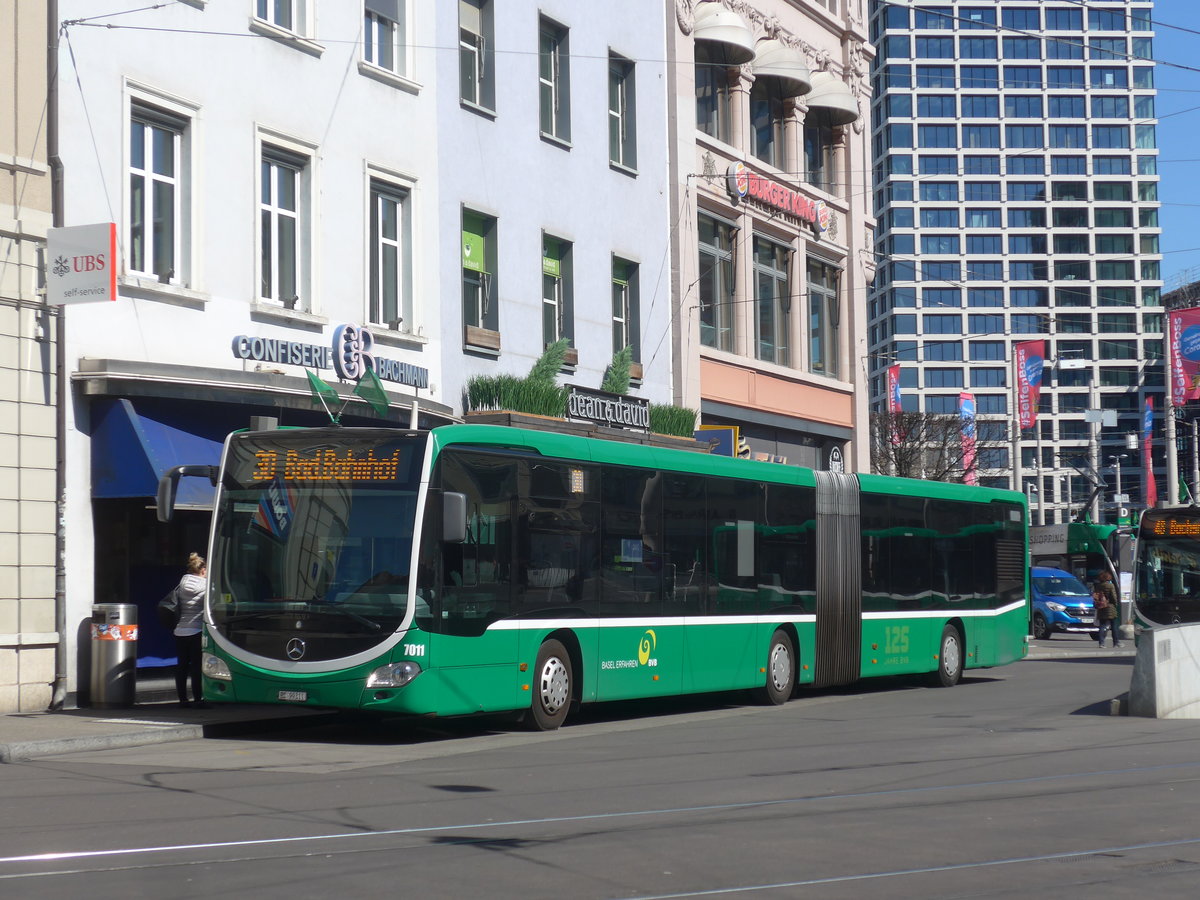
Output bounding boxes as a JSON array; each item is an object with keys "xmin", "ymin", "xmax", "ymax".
[
  {"xmin": 1150, "ymin": 518, "xmax": 1200, "ymax": 538},
  {"xmin": 251, "ymin": 448, "xmax": 404, "ymax": 482}
]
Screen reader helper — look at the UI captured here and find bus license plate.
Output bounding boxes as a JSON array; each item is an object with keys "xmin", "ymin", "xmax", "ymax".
[{"xmin": 278, "ymin": 690, "xmax": 307, "ymax": 702}]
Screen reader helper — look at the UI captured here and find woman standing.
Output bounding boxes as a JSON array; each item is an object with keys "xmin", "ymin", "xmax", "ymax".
[{"xmin": 174, "ymin": 552, "xmax": 208, "ymax": 708}]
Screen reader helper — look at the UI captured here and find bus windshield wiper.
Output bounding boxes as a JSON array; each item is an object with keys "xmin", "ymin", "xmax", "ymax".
[{"xmin": 305, "ymin": 602, "xmax": 384, "ymax": 632}]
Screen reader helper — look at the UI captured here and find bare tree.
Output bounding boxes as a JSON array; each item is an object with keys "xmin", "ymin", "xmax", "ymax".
[{"xmin": 870, "ymin": 411, "xmax": 1005, "ymax": 482}]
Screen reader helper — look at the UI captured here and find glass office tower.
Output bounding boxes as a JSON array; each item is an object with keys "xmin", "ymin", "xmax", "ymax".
[{"xmin": 867, "ymin": 1, "xmax": 1162, "ymax": 524}]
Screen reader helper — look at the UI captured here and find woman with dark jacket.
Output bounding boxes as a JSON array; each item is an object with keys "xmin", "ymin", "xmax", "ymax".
[{"xmin": 1092, "ymin": 570, "xmax": 1121, "ymax": 649}]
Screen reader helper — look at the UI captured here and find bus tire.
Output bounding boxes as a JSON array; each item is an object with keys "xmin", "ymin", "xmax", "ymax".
[
  {"xmin": 529, "ymin": 639, "xmax": 572, "ymax": 731},
  {"xmin": 933, "ymin": 624, "xmax": 964, "ymax": 687},
  {"xmin": 756, "ymin": 630, "xmax": 795, "ymax": 705}
]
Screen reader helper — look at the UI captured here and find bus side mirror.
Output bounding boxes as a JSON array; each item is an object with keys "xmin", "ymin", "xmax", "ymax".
[
  {"xmin": 156, "ymin": 465, "xmax": 219, "ymax": 523},
  {"xmin": 443, "ymin": 491, "xmax": 467, "ymax": 543}
]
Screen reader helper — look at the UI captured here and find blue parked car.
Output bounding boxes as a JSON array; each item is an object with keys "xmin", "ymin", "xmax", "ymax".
[{"xmin": 1030, "ymin": 566, "xmax": 1096, "ymax": 640}]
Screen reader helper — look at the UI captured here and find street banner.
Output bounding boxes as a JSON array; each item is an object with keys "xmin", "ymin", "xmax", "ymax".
[
  {"xmin": 1168, "ymin": 307, "xmax": 1200, "ymax": 406},
  {"xmin": 1143, "ymin": 397, "xmax": 1157, "ymax": 509},
  {"xmin": 887, "ymin": 364, "xmax": 902, "ymax": 445},
  {"xmin": 959, "ymin": 392, "xmax": 978, "ymax": 485},
  {"xmin": 1015, "ymin": 340, "xmax": 1045, "ymax": 430}
]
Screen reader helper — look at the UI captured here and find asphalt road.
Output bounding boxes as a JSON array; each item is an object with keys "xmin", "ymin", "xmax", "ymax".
[{"xmin": 2, "ymin": 649, "xmax": 1199, "ymax": 899}]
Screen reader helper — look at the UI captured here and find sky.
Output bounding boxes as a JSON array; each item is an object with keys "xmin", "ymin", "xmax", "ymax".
[{"xmin": 1152, "ymin": 0, "xmax": 1200, "ymax": 289}]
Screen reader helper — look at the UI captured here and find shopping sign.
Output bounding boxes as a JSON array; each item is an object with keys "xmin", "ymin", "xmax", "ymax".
[{"xmin": 46, "ymin": 223, "xmax": 117, "ymax": 305}]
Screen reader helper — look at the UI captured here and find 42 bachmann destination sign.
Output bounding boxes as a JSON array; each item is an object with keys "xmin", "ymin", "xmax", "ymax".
[{"xmin": 566, "ymin": 386, "xmax": 649, "ymax": 431}]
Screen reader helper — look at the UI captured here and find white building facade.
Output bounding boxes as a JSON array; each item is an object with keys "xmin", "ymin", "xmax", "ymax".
[{"xmin": 40, "ymin": 1, "xmax": 672, "ymax": 707}]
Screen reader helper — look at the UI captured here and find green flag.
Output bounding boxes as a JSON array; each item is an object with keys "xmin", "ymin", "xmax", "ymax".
[
  {"xmin": 354, "ymin": 366, "xmax": 389, "ymax": 417},
  {"xmin": 306, "ymin": 369, "xmax": 340, "ymax": 419}
]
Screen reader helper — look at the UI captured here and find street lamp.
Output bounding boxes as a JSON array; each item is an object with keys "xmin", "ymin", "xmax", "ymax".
[{"xmin": 1108, "ymin": 454, "xmax": 1129, "ymax": 522}]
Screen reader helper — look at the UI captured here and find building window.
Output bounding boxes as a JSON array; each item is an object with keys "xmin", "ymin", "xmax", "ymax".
[
  {"xmin": 368, "ymin": 179, "xmax": 410, "ymax": 331},
  {"xmin": 754, "ymin": 238, "xmax": 790, "ymax": 366},
  {"xmin": 609, "ymin": 53, "xmax": 636, "ymax": 169},
  {"xmin": 128, "ymin": 104, "xmax": 185, "ymax": 284},
  {"xmin": 256, "ymin": 0, "xmax": 306, "ymax": 34},
  {"xmin": 259, "ymin": 144, "xmax": 309, "ymax": 310},
  {"xmin": 539, "ymin": 17, "xmax": 570, "ymax": 142},
  {"xmin": 696, "ymin": 43, "xmax": 732, "ymax": 142},
  {"xmin": 750, "ymin": 78, "xmax": 786, "ymax": 168},
  {"xmin": 804, "ymin": 121, "xmax": 836, "ymax": 192},
  {"xmin": 459, "ymin": 0, "xmax": 494, "ymax": 109},
  {"xmin": 807, "ymin": 259, "xmax": 840, "ymax": 378},
  {"xmin": 462, "ymin": 210, "xmax": 497, "ymax": 332},
  {"xmin": 699, "ymin": 215, "xmax": 735, "ymax": 351},
  {"xmin": 612, "ymin": 257, "xmax": 639, "ymax": 359},
  {"xmin": 542, "ymin": 234, "xmax": 573, "ymax": 348},
  {"xmin": 363, "ymin": 0, "xmax": 406, "ymax": 76}
]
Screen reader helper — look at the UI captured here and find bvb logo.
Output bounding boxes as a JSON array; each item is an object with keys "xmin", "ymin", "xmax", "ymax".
[{"xmin": 637, "ymin": 629, "xmax": 656, "ymax": 666}]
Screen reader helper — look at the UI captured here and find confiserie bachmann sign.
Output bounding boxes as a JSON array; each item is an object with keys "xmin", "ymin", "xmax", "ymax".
[{"xmin": 566, "ymin": 386, "xmax": 649, "ymax": 431}]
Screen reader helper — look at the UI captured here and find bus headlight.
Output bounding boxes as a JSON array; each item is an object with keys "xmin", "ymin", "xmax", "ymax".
[
  {"xmin": 367, "ymin": 661, "xmax": 422, "ymax": 688},
  {"xmin": 203, "ymin": 653, "xmax": 233, "ymax": 681}
]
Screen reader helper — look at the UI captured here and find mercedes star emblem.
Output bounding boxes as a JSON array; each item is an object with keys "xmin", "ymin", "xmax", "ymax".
[{"xmin": 285, "ymin": 638, "xmax": 306, "ymax": 660}]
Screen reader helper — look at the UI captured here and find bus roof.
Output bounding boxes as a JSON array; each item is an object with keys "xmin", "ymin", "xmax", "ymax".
[{"xmin": 428, "ymin": 423, "xmax": 1026, "ymax": 506}]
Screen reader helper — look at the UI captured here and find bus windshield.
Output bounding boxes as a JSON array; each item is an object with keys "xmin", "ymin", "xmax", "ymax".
[
  {"xmin": 1134, "ymin": 509, "xmax": 1200, "ymax": 626},
  {"xmin": 209, "ymin": 429, "xmax": 426, "ymax": 663}
]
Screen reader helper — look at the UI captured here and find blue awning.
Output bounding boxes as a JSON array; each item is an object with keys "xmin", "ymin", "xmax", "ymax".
[{"xmin": 90, "ymin": 397, "xmax": 225, "ymax": 507}]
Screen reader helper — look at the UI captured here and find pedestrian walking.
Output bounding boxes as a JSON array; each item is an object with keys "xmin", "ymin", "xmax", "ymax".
[{"xmin": 1092, "ymin": 570, "xmax": 1121, "ymax": 649}]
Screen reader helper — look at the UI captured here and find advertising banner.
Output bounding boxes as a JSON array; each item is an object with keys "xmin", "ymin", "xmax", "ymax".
[
  {"xmin": 959, "ymin": 392, "xmax": 978, "ymax": 486},
  {"xmin": 887, "ymin": 364, "xmax": 902, "ymax": 445},
  {"xmin": 1015, "ymin": 340, "xmax": 1045, "ymax": 430},
  {"xmin": 1168, "ymin": 307, "xmax": 1200, "ymax": 406},
  {"xmin": 1143, "ymin": 397, "xmax": 1157, "ymax": 509}
]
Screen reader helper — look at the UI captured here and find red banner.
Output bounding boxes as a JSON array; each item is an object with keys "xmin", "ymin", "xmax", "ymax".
[
  {"xmin": 1168, "ymin": 307, "xmax": 1200, "ymax": 406},
  {"xmin": 1015, "ymin": 340, "xmax": 1045, "ymax": 430},
  {"xmin": 959, "ymin": 392, "xmax": 977, "ymax": 486}
]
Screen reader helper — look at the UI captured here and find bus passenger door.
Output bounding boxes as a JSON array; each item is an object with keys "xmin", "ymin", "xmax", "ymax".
[
  {"xmin": 434, "ymin": 452, "xmax": 522, "ymax": 715},
  {"xmin": 596, "ymin": 467, "xmax": 682, "ymax": 701}
]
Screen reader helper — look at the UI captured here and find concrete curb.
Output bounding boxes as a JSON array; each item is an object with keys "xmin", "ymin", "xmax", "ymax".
[
  {"xmin": 0, "ymin": 711, "xmax": 340, "ymax": 764},
  {"xmin": 0, "ymin": 724, "xmax": 206, "ymax": 763}
]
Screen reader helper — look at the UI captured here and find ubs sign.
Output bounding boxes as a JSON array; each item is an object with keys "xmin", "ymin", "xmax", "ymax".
[{"xmin": 231, "ymin": 323, "xmax": 429, "ymax": 389}]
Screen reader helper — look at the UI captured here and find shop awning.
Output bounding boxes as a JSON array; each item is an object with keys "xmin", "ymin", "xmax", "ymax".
[
  {"xmin": 751, "ymin": 40, "xmax": 812, "ymax": 98},
  {"xmin": 693, "ymin": 2, "xmax": 756, "ymax": 66},
  {"xmin": 90, "ymin": 397, "xmax": 225, "ymax": 508},
  {"xmin": 806, "ymin": 72, "xmax": 859, "ymax": 126}
]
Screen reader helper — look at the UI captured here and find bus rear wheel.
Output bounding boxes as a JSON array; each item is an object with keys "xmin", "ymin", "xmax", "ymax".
[
  {"xmin": 756, "ymin": 630, "xmax": 795, "ymax": 705},
  {"xmin": 529, "ymin": 639, "xmax": 572, "ymax": 731},
  {"xmin": 933, "ymin": 624, "xmax": 964, "ymax": 687}
]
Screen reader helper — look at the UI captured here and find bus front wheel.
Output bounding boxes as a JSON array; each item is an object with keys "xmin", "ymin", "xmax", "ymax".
[
  {"xmin": 756, "ymin": 630, "xmax": 795, "ymax": 705},
  {"xmin": 529, "ymin": 639, "xmax": 572, "ymax": 731},
  {"xmin": 933, "ymin": 625, "xmax": 964, "ymax": 687}
]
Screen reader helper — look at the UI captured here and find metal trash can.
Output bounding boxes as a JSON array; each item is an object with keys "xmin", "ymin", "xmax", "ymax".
[{"xmin": 90, "ymin": 603, "xmax": 138, "ymax": 708}]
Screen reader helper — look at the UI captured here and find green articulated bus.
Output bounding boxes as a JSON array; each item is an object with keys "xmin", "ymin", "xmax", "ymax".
[{"xmin": 164, "ymin": 424, "xmax": 1030, "ymax": 730}]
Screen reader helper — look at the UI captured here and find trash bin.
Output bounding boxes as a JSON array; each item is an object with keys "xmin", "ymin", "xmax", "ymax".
[{"xmin": 90, "ymin": 603, "xmax": 138, "ymax": 708}]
